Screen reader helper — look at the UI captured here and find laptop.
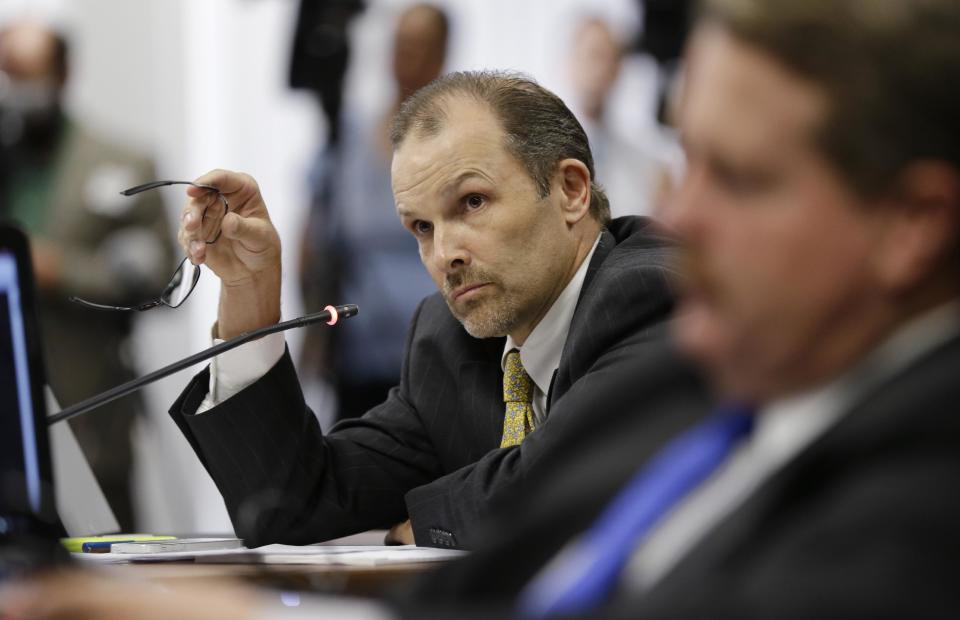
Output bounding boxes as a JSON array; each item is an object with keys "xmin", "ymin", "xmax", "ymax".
[{"xmin": 0, "ymin": 224, "xmax": 67, "ymax": 576}]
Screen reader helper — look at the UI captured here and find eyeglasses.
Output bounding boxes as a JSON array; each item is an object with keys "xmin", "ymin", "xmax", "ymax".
[{"xmin": 69, "ymin": 180, "xmax": 229, "ymax": 312}]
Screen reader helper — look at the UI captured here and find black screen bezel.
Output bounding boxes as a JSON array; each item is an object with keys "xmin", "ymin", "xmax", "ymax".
[{"xmin": 0, "ymin": 224, "xmax": 60, "ymax": 532}]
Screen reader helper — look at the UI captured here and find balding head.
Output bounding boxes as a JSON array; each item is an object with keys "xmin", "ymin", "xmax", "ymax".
[
  {"xmin": 392, "ymin": 4, "xmax": 448, "ymax": 100},
  {"xmin": 0, "ymin": 20, "xmax": 67, "ymax": 86}
]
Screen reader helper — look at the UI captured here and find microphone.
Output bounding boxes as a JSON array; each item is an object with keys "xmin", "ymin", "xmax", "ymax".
[{"xmin": 47, "ymin": 304, "xmax": 358, "ymax": 425}]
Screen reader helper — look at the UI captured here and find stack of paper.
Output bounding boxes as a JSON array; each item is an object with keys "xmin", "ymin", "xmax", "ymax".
[
  {"xmin": 203, "ymin": 544, "xmax": 466, "ymax": 566},
  {"xmin": 72, "ymin": 544, "xmax": 466, "ymax": 566}
]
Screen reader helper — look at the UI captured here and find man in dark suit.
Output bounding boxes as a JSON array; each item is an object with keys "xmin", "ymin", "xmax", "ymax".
[{"xmin": 167, "ymin": 71, "xmax": 675, "ymax": 549}]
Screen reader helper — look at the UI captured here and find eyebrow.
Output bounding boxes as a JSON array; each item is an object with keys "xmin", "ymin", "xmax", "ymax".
[
  {"xmin": 444, "ymin": 170, "xmax": 493, "ymax": 195},
  {"xmin": 396, "ymin": 170, "xmax": 495, "ymax": 218}
]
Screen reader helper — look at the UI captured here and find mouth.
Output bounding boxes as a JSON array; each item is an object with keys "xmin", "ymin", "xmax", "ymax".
[{"xmin": 452, "ymin": 282, "xmax": 490, "ymax": 301}]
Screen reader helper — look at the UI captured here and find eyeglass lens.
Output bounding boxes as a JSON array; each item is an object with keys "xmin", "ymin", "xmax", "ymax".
[
  {"xmin": 160, "ymin": 256, "xmax": 202, "ymax": 308},
  {"xmin": 69, "ymin": 180, "xmax": 226, "ymax": 312}
]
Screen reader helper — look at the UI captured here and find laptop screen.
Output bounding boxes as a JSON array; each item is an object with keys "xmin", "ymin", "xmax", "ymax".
[
  {"xmin": 0, "ymin": 226, "xmax": 57, "ymax": 533},
  {"xmin": 0, "ymin": 250, "xmax": 43, "ymax": 517}
]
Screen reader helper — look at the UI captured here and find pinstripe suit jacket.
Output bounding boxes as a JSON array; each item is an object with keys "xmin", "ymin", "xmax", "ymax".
[{"xmin": 169, "ymin": 216, "xmax": 676, "ymax": 548}]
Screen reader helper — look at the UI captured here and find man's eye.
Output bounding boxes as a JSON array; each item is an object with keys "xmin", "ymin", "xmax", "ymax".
[
  {"xmin": 413, "ymin": 221, "xmax": 433, "ymax": 235},
  {"xmin": 464, "ymin": 194, "xmax": 486, "ymax": 210}
]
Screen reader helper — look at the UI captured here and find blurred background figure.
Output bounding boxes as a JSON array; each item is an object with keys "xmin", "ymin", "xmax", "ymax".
[
  {"xmin": 288, "ymin": 0, "xmax": 366, "ymax": 147},
  {"xmin": 631, "ymin": 0, "xmax": 692, "ymax": 124},
  {"xmin": 568, "ymin": 16, "xmax": 667, "ymax": 217},
  {"xmin": 297, "ymin": 3, "xmax": 446, "ymax": 425},
  {"xmin": 0, "ymin": 18, "xmax": 173, "ymax": 531}
]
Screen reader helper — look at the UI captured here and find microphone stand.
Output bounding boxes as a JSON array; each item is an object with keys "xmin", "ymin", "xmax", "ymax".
[{"xmin": 48, "ymin": 304, "xmax": 358, "ymax": 425}]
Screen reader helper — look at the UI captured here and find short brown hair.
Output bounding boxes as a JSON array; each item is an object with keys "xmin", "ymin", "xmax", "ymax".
[
  {"xmin": 698, "ymin": 0, "xmax": 960, "ymax": 198},
  {"xmin": 391, "ymin": 70, "xmax": 611, "ymax": 225}
]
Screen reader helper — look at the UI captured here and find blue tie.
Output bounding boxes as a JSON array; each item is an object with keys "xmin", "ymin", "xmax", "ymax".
[{"xmin": 518, "ymin": 405, "xmax": 755, "ymax": 620}]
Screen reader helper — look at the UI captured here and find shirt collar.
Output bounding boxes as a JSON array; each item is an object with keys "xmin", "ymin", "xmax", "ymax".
[
  {"xmin": 501, "ymin": 233, "xmax": 603, "ymax": 395},
  {"xmin": 757, "ymin": 299, "xmax": 960, "ymax": 454}
]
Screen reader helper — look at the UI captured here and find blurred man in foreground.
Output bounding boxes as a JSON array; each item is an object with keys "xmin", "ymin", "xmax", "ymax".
[{"xmin": 3, "ymin": 0, "xmax": 960, "ymax": 617}]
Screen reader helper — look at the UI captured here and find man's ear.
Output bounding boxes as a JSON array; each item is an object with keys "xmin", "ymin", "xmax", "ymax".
[
  {"xmin": 874, "ymin": 161, "xmax": 960, "ymax": 292},
  {"xmin": 556, "ymin": 158, "xmax": 592, "ymax": 225}
]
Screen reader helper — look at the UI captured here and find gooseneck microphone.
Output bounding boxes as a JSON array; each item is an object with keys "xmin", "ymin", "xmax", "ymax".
[{"xmin": 47, "ymin": 304, "xmax": 358, "ymax": 426}]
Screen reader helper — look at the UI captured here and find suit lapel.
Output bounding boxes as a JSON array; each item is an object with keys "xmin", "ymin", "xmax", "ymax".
[{"xmin": 548, "ymin": 228, "xmax": 616, "ymax": 410}]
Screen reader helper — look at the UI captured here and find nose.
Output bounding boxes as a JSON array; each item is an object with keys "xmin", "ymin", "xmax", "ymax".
[{"xmin": 431, "ymin": 222, "xmax": 470, "ymax": 275}]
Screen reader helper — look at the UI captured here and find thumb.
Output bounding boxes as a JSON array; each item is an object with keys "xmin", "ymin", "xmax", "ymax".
[{"xmin": 220, "ymin": 212, "xmax": 276, "ymax": 253}]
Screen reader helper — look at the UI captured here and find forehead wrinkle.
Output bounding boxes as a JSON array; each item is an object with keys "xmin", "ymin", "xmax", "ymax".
[
  {"xmin": 393, "ymin": 103, "xmax": 512, "ymax": 209},
  {"xmin": 392, "ymin": 150, "xmax": 458, "ymax": 197},
  {"xmin": 447, "ymin": 169, "xmax": 495, "ymax": 193},
  {"xmin": 393, "ymin": 149, "xmax": 499, "ymax": 203}
]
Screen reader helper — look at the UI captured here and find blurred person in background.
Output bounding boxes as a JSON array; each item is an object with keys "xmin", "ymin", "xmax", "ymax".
[
  {"xmin": 288, "ymin": 0, "xmax": 366, "ymax": 148},
  {"xmin": 298, "ymin": 3, "xmax": 446, "ymax": 423},
  {"xmin": 568, "ymin": 16, "xmax": 671, "ymax": 218},
  {"xmin": 0, "ymin": 18, "xmax": 173, "ymax": 531}
]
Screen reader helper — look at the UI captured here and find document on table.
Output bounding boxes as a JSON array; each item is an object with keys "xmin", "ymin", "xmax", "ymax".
[
  {"xmin": 72, "ymin": 544, "xmax": 466, "ymax": 566},
  {"xmin": 204, "ymin": 544, "xmax": 466, "ymax": 566}
]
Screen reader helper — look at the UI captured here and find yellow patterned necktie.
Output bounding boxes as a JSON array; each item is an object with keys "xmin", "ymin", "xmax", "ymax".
[{"xmin": 501, "ymin": 348, "xmax": 536, "ymax": 447}]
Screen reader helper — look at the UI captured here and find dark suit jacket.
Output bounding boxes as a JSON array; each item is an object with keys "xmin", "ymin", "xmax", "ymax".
[
  {"xmin": 169, "ymin": 216, "xmax": 677, "ymax": 548},
  {"xmin": 401, "ymin": 330, "xmax": 960, "ymax": 618}
]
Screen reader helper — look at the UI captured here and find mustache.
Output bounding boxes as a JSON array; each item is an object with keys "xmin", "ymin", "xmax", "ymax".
[{"xmin": 443, "ymin": 268, "xmax": 497, "ymax": 297}]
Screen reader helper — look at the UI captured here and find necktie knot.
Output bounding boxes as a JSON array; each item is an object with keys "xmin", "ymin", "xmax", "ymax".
[{"xmin": 503, "ymin": 349, "xmax": 533, "ymax": 403}]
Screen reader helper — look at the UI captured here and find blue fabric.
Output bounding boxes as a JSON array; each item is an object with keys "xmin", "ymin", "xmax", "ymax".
[{"xmin": 518, "ymin": 404, "xmax": 755, "ymax": 619}]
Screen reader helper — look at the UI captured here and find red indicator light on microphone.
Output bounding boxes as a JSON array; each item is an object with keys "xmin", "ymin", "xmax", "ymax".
[{"xmin": 324, "ymin": 304, "xmax": 339, "ymax": 326}]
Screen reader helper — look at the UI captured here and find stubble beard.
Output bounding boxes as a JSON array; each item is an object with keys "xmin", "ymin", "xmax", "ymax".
[
  {"xmin": 443, "ymin": 269, "xmax": 524, "ymax": 339},
  {"xmin": 456, "ymin": 293, "xmax": 524, "ymax": 338}
]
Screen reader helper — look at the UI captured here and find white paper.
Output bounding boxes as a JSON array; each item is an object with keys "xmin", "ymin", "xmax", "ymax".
[
  {"xmin": 71, "ymin": 544, "xmax": 467, "ymax": 566},
  {"xmin": 203, "ymin": 544, "xmax": 467, "ymax": 566}
]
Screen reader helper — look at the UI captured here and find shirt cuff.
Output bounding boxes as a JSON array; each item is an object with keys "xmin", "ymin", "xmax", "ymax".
[
  {"xmin": 254, "ymin": 593, "xmax": 393, "ymax": 620},
  {"xmin": 196, "ymin": 328, "xmax": 286, "ymax": 414}
]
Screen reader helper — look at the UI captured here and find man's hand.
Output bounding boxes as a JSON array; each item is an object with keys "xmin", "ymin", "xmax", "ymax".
[
  {"xmin": 385, "ymin": 519, "xmax": 415, "ymax": 545},
  {"xmin": 179, "ymin": 170, "xmax": 282, "ymax": 339},
  {"xmin": 0, "ymin": 570, "xmax": 259, "ymax": 620}
]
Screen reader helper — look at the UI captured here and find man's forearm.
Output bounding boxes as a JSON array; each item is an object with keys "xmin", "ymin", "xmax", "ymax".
[{"xmin": 217, "ymin": 267, "xmax": 282, "ymax": 339}]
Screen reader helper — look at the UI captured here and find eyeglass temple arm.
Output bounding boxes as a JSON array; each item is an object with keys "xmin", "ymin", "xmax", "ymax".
[
  {"xmin": 68, "ymin": 296, "xmax": 164, "ymax": 312},
  {"xmin": 120, "ymin": 180, "xmax": 221, "ymax": 196},
  {"xmin": 47, "ymin": 304, "xmax": 359, "ymax": 426}
]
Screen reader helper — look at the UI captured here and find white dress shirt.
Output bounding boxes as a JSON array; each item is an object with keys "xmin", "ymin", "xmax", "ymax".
[
  {"xmin": 623, "ymin": 299, "xmax": 960, "ymax": 592},
  {"xmin": 198, "ymin": 234, "xmax": 601, "ymax": 416}
]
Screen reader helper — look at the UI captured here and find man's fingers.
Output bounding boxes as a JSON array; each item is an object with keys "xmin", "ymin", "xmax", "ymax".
[
  {"xmin": 220, "ymin": 212, "xmax": 275, "ymax": 252},
  {"xmin": 181, "ymin": 196, "xmax": 210, "ymax": 232},
  {"xmin": 188, "ymin": 239, "xmax": 206, "ymax": 264},
  {"xmin": 190, "ymin": 169, "xmax": 259, "ymax": 197},
  {"xmin": 385, "ymin": 519, "xmax": 415, "ymax": 545}
]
